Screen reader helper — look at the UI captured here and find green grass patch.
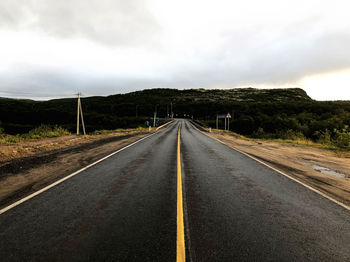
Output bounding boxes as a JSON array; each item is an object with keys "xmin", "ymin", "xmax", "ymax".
[
  {"xmin": 91, "ymin": 126, "xmax": 149, "ymax": 135},
  {"xmin": 213, "ymin": 128, "xmax": 350, "ymax": 154},
  {"xmin": 0, "ymin": 125, "xmax": 71, "ymax": 144},
  {"xmin": 0, "ymin": 125, "xmax": 151, "ymax": 145}
]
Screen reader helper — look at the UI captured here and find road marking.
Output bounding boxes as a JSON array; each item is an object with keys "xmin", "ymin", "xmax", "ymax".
[
  {"xmin": 177, "ymin": 123, "xmax": 186, "ymax": 262},
  {"xmin": 0, "ymin": 127, "xmax": 172, "ymax": 215},
  {"xmin": 189, "ymin": 121, "xmax": 350, "ymax": 211}
]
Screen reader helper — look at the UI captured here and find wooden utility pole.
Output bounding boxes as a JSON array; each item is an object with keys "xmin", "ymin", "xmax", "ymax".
[
  {"xmin": 153, "ymin": 111, "xmax": 157, "ymax": 127},
  {"xmin": 80, "ymin": 98, "xmax": 86, "ymax": 135},
  {"xmin": 77, "ymin": 94, "xmax": 80, "ymax": 135},
  {"xmin": 171, "ymin": 102, "xmax": 173, "ymax": 119},
  {"xmin": 76, "ymin": 93, "xmax": 86, "ymax": 135},
  {"xmin": 153, "ymin": 105, "xmax": 158, "ymax": 127}
]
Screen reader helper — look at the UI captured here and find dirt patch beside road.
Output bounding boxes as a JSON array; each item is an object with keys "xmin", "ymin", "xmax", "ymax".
[
  {"xmin": 207, "ymin": 131, "xmax": 350, "ymax": 207},
  {"xmin": 0, "ymin": 131, "xmax": 153, "ymax": 208}
]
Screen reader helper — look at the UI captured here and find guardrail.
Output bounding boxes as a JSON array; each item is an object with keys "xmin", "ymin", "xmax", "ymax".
[
  {"xmin": 190, "ymin": 120, "xmax": 210, "ymax": 132},
  {"xmin": 156, "ymin": 119, "xmax": 175, "ymax": 131}
]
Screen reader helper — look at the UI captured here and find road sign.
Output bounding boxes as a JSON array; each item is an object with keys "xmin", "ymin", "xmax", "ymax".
[
  {"xmin": 217, "ymin": 115, "xmax": 226, "ymax": 119},
  {"xmin": 226, "ymin": 113, "xmax": 232, "ymax": 118}
]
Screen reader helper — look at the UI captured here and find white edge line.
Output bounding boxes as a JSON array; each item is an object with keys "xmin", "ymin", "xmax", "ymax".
[
  {"xmin": 189, "ymin": 121, "xmax": 350, "ymax": 211},
  {"xmin": 0, "ymin": 128, "xmax": 166, "ymax": 215}
]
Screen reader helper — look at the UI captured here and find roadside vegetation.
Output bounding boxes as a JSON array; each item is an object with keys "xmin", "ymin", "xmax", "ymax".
[
  {"xmin": 206, "ymin": 126, "xmax": 350, "ymax": 156},
  {"xmin": 0, "ymin": 125, "xmax": 71, "ymax": 144},
  {"xmin": 91, "ymin": 126, "xmax": 149, "ymax": 135},
  {"xmin": 249, "ymin": 126, "xmax": 350, "ymax": 149},
  {"xmin": 0, "ymin": 123, "xmax": 153, "ymax": 145}
]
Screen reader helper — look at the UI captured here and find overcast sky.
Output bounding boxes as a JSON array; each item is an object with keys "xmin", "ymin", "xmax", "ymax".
[{"xmin": 0, "ymin": 0, "xmax": 349, "ymax": 100}]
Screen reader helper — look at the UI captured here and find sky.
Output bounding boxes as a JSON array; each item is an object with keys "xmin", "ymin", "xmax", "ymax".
[{"xmin": 0, "ymin": 0, "xmax": 349, "ymax": 100}]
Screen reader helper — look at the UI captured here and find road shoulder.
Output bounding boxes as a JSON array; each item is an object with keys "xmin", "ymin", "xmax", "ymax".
[{"xmin": 207, "ymin": 131, "xmax": 350, "ymax": 208}]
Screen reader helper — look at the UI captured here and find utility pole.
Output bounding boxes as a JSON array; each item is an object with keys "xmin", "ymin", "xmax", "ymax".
[
  {"xmin": 153, "ymin": 111, "xmax": 156, "ymax": 127},
  {"xmin": 170, "ymin": 102, "xmax": 173, "ymax": 119},
  {"xmin": 153, "ymin": 105, "xmax": 158, "ymax": 127},
  {"xmin": 76, "ymin": 93, "xmax": 86, "ymax": 135},
  {"xmin": 77, "ymin": 94, "xmax": 80, "ymax": 135},
  {"xmin": 216, "ymin": 115, "xmax": 218, "ymax": 129}
]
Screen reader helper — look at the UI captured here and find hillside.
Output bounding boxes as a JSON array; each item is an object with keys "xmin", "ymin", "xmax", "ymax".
[
  {"xmin": 0, "ymin": 88, "xmax": 349, "ymax": 148},
  {"xmin": 126, "ymin": 87, "xmax": 312, "ymax": 103},
  {"xmin": 0, "ymin": 88, "xmax": 311, "ymax": 132}
]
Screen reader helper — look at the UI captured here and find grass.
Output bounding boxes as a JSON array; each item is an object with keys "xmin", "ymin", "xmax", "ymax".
[
  {"xmin": 0, "ymin": 125, "xmax": 71, "ymax": 144},
  {"xmin": 0, "ymin": 134, "xmax": 24, "ymax": 144},
  {"xmin": 0, "ymin": 125, "xmax": 151, "ymax": 144},
  {"xmin": 269, "ymin": 138, "xmax": 335, "ymax": 149},
  {"xmin": 91, "ymin": 126, "xmax": 149, "ymax": 135},
  {"xmin": 212, "ymin": 129, "xmax": 350, "ymax": 157},
  {"xmin": 270, "ymin": 138, "xmax": 350, "ymax": 157},
  {"xmin": 210, "ymin": 128, "xmax": 247, "ymax": 139}
]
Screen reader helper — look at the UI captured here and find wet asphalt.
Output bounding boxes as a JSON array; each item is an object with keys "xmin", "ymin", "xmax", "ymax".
[{"xmin": 0, "ymin": 119, "xmax": 349, "ymax": 261}]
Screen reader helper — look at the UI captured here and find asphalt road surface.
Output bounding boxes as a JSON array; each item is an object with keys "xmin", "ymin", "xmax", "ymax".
[{"xmin": 0, "ymin": 119, "xmax": 349, "ymax": 261}]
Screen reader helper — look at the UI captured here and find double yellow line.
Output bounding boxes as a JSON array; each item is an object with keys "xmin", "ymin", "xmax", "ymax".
[{"xmin": 177, "ymin": 123, "xmax": 186, "ymax": 262}]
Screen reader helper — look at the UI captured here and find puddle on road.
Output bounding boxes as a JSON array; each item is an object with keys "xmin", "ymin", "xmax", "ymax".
[{"xmin": 311, "ymin": 164, "xmax": 348, "ymax": 178}]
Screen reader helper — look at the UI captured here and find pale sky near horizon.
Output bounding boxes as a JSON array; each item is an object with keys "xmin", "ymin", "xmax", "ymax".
[{"xmin": 0, "ymin": 0, "xmax": 350, "ymax": 100}]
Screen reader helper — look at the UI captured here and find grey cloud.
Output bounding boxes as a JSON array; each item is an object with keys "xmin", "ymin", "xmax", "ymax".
[
  {"xmin": 165, "ymin": 27, "xmax": 350, "ymax": 88},
  {"xmin": 0, "ymin": 67, "xmax": 165, "ymax": 99},
  {"xmin": 1, "ymin": 1, "xmax": 350, "ymax": 100},
  {"xmin": 0, "ymin": 0, "xmax": 161, "ymax": 46}
]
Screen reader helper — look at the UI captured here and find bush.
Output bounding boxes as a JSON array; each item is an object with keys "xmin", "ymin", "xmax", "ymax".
[
  {"xmin": 252, "ymin": 127, "xmax": 265, "ymax": 138},
  {"xmin": 334, "ymin": 126, "xmax": 350, "ymax": 148},
  {"xmin": 278, "ymin": 129, "xmax": 305, "ymax": 140},
  {"xmin": 1, "ymin": 135, "xmax": 21, "ymax": 144},
  {"xmin": 25, "ymin": 125, "xmax": 70, "ymax": 139},
  {"xmin": 314, "ymin": 129, "xmax": 332, "ymax": 145},
  {"xmin": 0, "ymin": 121, "xmax": 4, "ymax": 135}
]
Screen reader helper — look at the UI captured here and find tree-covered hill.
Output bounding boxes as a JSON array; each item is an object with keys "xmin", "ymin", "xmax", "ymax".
[{"xmin": 0, "ymin": 88, "xmax": 349, "ymax": 147}]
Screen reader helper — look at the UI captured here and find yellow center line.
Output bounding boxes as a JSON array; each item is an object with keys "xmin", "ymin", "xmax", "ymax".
[{"xmin": 177, "ymin": 123, "xmax": 186, "ymax": 262}]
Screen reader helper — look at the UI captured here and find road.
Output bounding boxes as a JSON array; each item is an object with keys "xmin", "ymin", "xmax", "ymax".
[{"xmin": 0, "ymin": 119, "xmax": 349, "ymax": 261}]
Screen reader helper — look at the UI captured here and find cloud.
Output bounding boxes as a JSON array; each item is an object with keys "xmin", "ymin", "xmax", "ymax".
[
  {"xmin": 0, "ymin": 0, "xmax": 161, "ymax": 46},
  {"xmin": 157, "ymin": 28, "xmax": 350, "ymax": 89},
  {"xmin": 0, "ymin": 0, "xmax": 350, "ymax": 100}
]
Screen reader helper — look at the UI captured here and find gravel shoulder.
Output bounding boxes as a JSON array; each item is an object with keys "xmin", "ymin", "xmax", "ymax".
[
  {"xmin": 207, "ymin": 131, "xmax": 350, "ymax": 207},
  {"xmin": 0, "ymin": 131, "xmax": 153, "ymax": 208}
]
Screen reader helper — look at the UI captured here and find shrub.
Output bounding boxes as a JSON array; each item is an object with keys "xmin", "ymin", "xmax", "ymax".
[
  {"xmin": 278, "ymin": 129, "xmax": 305, "ymax": 140},
  {"xmin": 333, "ymin": 126, "xmax": 350, "ymax": 148},
  {"xmin": 252, "ymin": 127, "xmax": 265, "ymax": 138},
  {"xmin": 26, "ymin": 125, "xmax": 70, "ymax": 139},
  {"xmin": 1, "ymin": 135, "xmax": 21, "ymax": 144},
  {"xmin": 314, "ymin": 129, "xmax": 332, "ymax": 145}
]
